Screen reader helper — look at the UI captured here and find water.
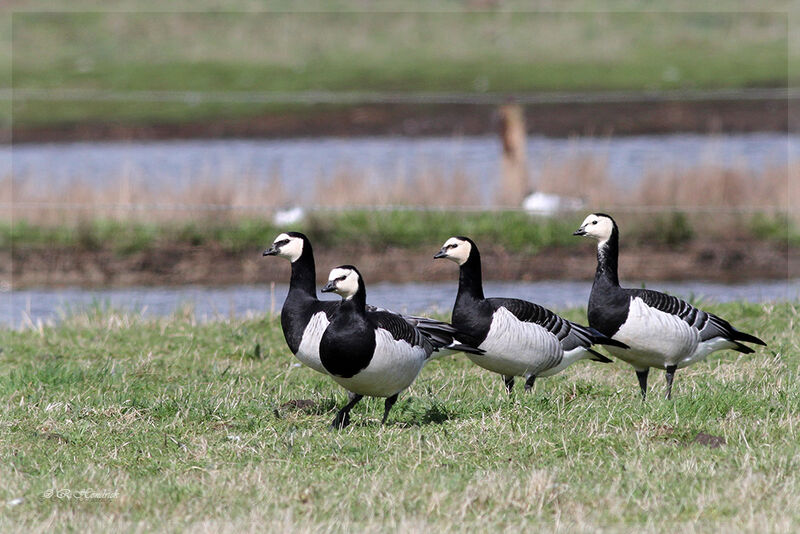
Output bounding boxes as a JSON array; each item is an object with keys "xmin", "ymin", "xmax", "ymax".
[
  {"xmin": 4, "ymin": 133, "xmax": 795, "ymax": 327},
  {"xmin": 7, "ymin": 133, "xmax": 795, "ymax": 203},
  {"xmin": 4, "ymin": 279, "xmax": 796, "ymax": 329}
]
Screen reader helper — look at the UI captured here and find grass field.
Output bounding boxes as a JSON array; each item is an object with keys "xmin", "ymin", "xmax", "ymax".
[
  {"xmin": 1, "ymin": 301, "xmax": 797, "ymax": 532},
  {"xmin": 3, "ymin": 7, "xmax": 792, "ymax": 128},
  {"xmin": 4, "ymin": 210, "xmax": 795, "ymax": 257},
  {"xmin": 2, "ymin": 212, "xmax": 586, "ymax": 255}
]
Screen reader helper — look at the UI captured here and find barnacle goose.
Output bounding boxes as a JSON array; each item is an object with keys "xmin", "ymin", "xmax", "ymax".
[
  {"xmin": 319, "ymin": 265, "xmax": 445, "ymax": 428},
  {"xmin": 263, "ymin": 232, "xmax": 473, "ymax": 376},
  {"xmin": 573, "ymin": 213, "xmax": 767, "ymax": 400},
  {"xmin": 434, "ymin": 236, "xmax": 626, "ymax": 394}
]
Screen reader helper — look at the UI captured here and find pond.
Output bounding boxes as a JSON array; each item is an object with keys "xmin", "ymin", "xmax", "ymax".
[
  {"xmin": 7, "ymin": 133, "xmax": 795, "ymax": 204},
  {"xmin": 5, "ymin": 279, "xmax": 796, "ymax": 329}
]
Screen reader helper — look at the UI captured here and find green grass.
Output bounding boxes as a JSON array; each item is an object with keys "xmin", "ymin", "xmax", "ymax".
[
  {"xmin": 3, "ymin": 8, "xmax": 792, "ymax": 128},
  {"xmin": 4, "ymin": 211, "xmax": 795, "ymax": 258},
  {"xmin": 2, "ymin": 212, "xmax": 586, "ymax": 256},
  {"xmin": 0, "ymin": 301, "xmax": 796, "ymax": 531},
  {"xmin": 750, "ymin": 213, "xmax": 800, "ymax": 248}
]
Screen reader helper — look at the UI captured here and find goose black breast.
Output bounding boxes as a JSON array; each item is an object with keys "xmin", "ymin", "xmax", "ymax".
[
  {"xmin": 587, "ymin": 285, "xmax": 631, "ymax": 337},
  {"xmin": 319, "ymin": 318, "xmax": 376, "ymax": 379},
  {"xmin": 451, "ymin": 299, "xmax": 494, "ymax": 347}
]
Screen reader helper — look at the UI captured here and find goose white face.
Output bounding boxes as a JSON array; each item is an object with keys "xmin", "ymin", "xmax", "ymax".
[
  {"xmin": 326, "ymin": 267, "xmax": 360, "ymax": 299},
  {"xmin": 270, "ymin": 233, "xmax": 304, "ymax": 262},
  {"xmin": 436, "ymin": 237, "xmax": 472, "ymax": 266},
  {"xmin": 575, "ymin": 214, "xmax": 614, "ymax": 245}
]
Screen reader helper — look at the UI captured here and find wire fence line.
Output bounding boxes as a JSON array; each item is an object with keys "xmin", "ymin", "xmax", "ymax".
[
  {"xmin": 1, "ymin": 87, "xmax": 796, "ymax": 106},
  {"xmin": 0, "ymin": 201, "xmax": 790, "ymax": 215}
]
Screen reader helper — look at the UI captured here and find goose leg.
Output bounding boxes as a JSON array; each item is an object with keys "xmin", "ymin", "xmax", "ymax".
[
  {"xmin": 636, "ymin": 368, "xmax": 649, "ymax": 401},
  {"xmin": 503, "ymin": 375, "xmax": 515, "ymax": 395},
  {"xmin": 524, "ymin": 375, "xmax": 536, "ymax": 392},
  {"xmin": 381, "ymin": 394, "xmax": 399, "ymax": 424},
  {"xmin": 331, "ymin": 392, "xmax": 363, "ymax": 430},
  {"xmin": 665, "ymin": 365, "xmax": 677, "ymax": 400}
]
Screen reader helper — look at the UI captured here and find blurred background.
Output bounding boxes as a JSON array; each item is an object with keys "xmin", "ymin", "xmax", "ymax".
[{"xmin": 1, "ymin": 2, "xmax": 797, "ymax": 327}]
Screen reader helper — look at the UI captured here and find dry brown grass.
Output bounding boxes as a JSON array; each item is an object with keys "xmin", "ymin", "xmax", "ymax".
[
  {"xmin": 312, "ymin": 168, "xmax": 480, "ymax": 208},
  {"xmin": 1, "ymin": 156, "xmax": 793, "ymax": 226},
  {"xmin": 635, "ymin": 164, "xmax": 789, "ymax": 209},
  {"xmin": 535, "ymin": 154, "xmax": 618, "ymax": 207}
]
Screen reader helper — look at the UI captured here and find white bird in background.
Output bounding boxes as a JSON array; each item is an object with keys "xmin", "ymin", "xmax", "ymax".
[
  {"xmin": 273, "ymin": 206, "xmax": 305, "ymax": 226},
  {"xmin": 522, "ymin": 191, "xmax": 584, "ymax": 216}
]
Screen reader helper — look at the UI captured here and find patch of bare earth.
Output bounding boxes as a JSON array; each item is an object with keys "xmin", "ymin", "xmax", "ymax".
[{"xmin": 3, "ymin": 239, "xmax": 792, "ymax": 289}]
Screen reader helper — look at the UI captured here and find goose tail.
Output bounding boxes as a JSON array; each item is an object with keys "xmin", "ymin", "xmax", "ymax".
[
  {"xmin": 587, "ymin": 327, "xmax": 629, "ymax": 350},
  {"xmin": 586, "ymin": 348, "xmax": 613, "ymax": 363},
  {"xmin": 732, "ymin": 329, "xmax": 766, "ymax": 347}
]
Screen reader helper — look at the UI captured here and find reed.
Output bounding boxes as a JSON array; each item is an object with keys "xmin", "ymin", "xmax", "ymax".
[
  {"xmin": 635, "ymin": 164, "xmax": 788, "ymax": 209},
  {"xmin": 2, "ymin": 156, "xmax": 791, "ymax": 226}
]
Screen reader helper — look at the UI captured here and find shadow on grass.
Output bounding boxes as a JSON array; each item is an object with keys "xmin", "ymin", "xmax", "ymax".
[
  {"xmin": 311, "ymin": 396, "xmax": 459, "ymax": 429},
  {"xmin": 392, "ymin": 398, "xmax": 457, "ymax": 428},
  {"xmin": 274, "ymin": 397, "xmax": 338, "ymax": 419}
]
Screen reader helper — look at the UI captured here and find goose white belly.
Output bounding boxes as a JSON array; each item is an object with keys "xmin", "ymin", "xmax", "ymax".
[
  {"xmin": 469, "ymin": 307, "xmax": 563, "ymax": 377},
  {"xmin": 330, "ymin": 329, "xmax": 428, "ymax": 397},
  {"xmin": 294, "ymin": 311, "xmax": 330, "ymax": 374},
  {"xmin": 607, "ymin": 297, "xmax": 700, "ymax": 370}
]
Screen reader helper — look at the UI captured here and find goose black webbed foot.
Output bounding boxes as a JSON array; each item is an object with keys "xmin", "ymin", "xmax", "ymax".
[
  {"xmin": 331, "ymin": 411, "xmax": 351, "ymax": 430},
  {"xmin": 665, "ymin": 365, "xmax": 677, "ymax": 400},
  {"xmin": 524, "ymin": 375, "xmax": 536, "ymax": 392},
  {"xmin": 636, "ymin": 368, "xmax": 649, "ymax": 402},
  {"xmin": 330, "ymin": 392, "xmax": 363, "ymax": 430},
  {"xmin": 503, "ymin": 375, "xmax": 515, "ymax": 395},
  {"xmin": 381, "ymin": 393, "xmax": 399, "ymax": 424}
]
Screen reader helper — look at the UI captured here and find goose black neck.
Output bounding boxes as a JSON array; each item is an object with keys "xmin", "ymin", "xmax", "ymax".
[
  {"xmin": 595, "ymin": 228, "xmax": 620, "ymax": 287},
  {"xmin": 457, "ymin": 247, "xmax": 484, "ymax": 300},
  {"xmin": 289, "ymin": 247, "xmax": 318, "ymax": 296},
  {"xmin": 344, "ymin": 280, "xmax": 368, "ymax": 312}
]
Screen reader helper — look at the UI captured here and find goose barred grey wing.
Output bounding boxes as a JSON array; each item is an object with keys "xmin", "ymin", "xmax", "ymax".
[
  {"xmin": 628, "ymin": 288, "xmax": 766, "ymax": 349},
  {"xmin": 366, "ymin": 305, "xmax": 483, "ymax": 354},
  {"xmin": 627, "ymin": 289, "xmax": 699, "ymax": 323},
  {"xmin": 488, "ymin": 298, "xmax": 576, "ymax": 343},
  {"xmin": 367, "ymin": 305, "xmax": 454, "ymax": 344},
  {"xmin": 489, "ymin": 298, "xmax": 623, "ymax": 360},
  {"xmin": 367, "ymin": 310, "xmax": 435, "ymax": 354}
]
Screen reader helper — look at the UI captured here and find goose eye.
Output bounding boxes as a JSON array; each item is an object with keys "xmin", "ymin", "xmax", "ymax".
[
  {"xmin": 592, "ymin": 221, "xmax": 598, "ymax": 225},
  {"xmin": 336, "ymin": 276, "xmax": 346, "ymax": 282}
]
